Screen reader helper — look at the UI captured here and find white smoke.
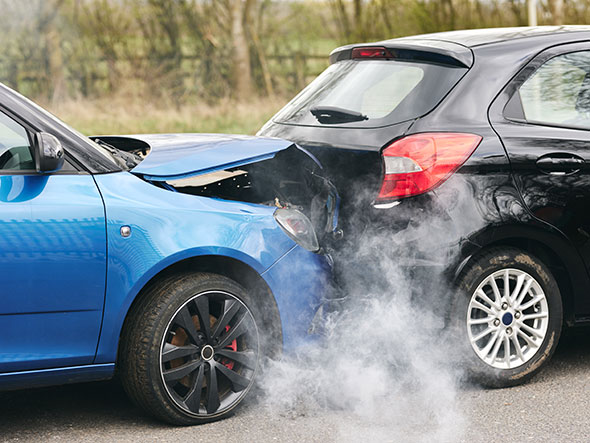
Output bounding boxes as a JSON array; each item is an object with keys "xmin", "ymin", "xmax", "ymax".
[{"xmin": 260, "ymin": 178, "xmax": 485, "ymax": 441}]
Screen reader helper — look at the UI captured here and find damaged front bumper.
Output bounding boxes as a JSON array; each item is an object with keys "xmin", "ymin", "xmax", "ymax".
[{"xmin": 261, "ymin": 244, "xmax": 336, "ymax": 352}]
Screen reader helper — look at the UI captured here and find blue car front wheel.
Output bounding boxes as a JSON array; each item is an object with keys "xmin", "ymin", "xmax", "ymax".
[{"xmin": 119, "ymin": 272, "xmax": 260, "ymax": 425}]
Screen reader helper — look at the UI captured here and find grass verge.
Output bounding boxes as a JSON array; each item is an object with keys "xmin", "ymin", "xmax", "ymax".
[{"xmin": 45, "ymin": 96, "xmax": 286, "ymax": 136}]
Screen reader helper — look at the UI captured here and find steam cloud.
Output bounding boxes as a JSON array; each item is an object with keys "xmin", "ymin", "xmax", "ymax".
[{"xmin": 260, "ymin": 179, "xmax": 485, "ymax": 441}]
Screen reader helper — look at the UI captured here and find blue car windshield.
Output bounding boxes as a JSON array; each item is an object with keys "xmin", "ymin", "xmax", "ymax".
[
  {"xmin": 1, "ymin": 83, "xmax": 125, "ymax": 171},
  {"xmin": 18, "ymin": 92, "xmax": 123, "ymax": 163}
]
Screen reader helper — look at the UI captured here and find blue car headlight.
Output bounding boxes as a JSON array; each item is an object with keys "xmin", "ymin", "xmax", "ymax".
[{"xmin": 273, "ymin": 208, "xmax": 319, "ymax": 252}]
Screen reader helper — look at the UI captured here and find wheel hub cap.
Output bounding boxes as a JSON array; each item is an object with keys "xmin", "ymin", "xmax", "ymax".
[
  {"xmin": 466, "ymin": 268, "xmax": 549, "ymax": 370},
  {"xmin": 201, "ymin": 345, "xmax": 214, "ymax": 361}
]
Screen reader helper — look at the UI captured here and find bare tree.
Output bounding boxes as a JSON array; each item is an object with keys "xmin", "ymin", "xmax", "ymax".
[
  {"xmin": 245, "ymin": 0, "xmax": 273, "ymax": 96},
  {"xmin": 38, "ymin": 0, "xmax": 67, "ymax": 102},
  {"xmin": 230, "ymin": 0, "xmax": 254, "ymax": 100},
  {"xmin": 0, "ymin": 0, "xmax": 587, "ymax": 106},
  {"xmin": 550, "ymin": 0, "xmax": 564, "ymax": 24}
]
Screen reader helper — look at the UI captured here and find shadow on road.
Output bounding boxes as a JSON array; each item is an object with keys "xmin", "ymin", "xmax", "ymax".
[
  {"xmin": 0, "ymin": 378, "xmax": 164, "ymax": 437},
  {"xmin": 536, "ymin": 326, "xmax": 590, "ymax": 378}
]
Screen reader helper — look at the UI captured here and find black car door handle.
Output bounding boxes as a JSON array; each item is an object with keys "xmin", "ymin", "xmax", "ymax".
[{"xmin": 536, "ymin": 154, "xmax": 586, "ymax": 174}]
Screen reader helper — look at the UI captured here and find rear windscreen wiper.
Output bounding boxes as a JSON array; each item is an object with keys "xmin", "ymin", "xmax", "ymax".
[{"xmin": 310, "ymin": 106, "xmax": 368, "ymax": 124}]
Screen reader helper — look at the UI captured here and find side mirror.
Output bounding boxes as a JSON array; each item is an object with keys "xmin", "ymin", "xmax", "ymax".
[{"xmin": 34, "ymin": 132, "xmax": 64, "ymax": 173}]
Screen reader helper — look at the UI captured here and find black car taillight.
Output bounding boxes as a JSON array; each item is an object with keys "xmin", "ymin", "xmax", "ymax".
[
  {"xmin": 274, "ymin": 208, "xmax": 320, "ymax": 252},
  {"xmin": 377, "ymin": 133, "xmax": 482, "ymax": 202}
]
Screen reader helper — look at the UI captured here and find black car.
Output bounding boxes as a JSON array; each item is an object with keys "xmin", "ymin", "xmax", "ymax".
[{"xmin": 259, "ymin": 26, "xmax": 590, "ymax": 386}]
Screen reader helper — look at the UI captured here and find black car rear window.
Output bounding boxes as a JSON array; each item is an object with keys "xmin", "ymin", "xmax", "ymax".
[{"xmin": 272, "ymin": 59, "xmax": 467, "ymax": 128}]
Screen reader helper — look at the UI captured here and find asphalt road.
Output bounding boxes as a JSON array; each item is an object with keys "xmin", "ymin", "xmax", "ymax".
[{"xmin": 2, "ymin": 329, "xmax": 590, "ymax": 443}]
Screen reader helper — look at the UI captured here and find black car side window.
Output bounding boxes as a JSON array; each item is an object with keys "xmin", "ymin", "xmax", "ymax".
[
  {"xmin": 514, "ymin": 51, "xmax": 590, "ymax": 130},
  {"xmin": 0, "ymin": 111, "xmax": 35, "ymax": 171}
]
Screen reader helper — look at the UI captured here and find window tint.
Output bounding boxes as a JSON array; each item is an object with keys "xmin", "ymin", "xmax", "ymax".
[
  {"xmin": 359, "ymin": 65, "xmax": 424, "ymax": 118},
  {"xmin": 518, "ymin": 51, "xmax": 590, "ymax": 129},
  {"xmin": 272, "ymin": 59, "xmax": 467, "ymax": 128},
  {"xmin": 0, "ymin": 112, "xmax": 34, "ymax": 170}
]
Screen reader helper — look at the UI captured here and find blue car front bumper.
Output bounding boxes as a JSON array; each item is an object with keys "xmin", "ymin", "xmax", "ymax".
[{"xmin": 262, "ymin": 245, "xmax": 333, "ymax": 352}]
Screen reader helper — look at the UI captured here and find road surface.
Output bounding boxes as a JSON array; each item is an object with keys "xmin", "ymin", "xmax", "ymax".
[{"xmin": 1, "ymin": 329, "xmax": 590, "ymax": 442}]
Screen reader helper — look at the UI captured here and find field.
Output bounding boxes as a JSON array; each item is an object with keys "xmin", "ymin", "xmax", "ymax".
[{"xmin": 45, "ymin": 96, "xmax": 286, "ymax": 136}]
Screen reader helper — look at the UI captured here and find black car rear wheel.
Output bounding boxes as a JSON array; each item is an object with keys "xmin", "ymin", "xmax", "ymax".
[
  {"xmin": 454, "ymin": 248, "xmax": 562, "ymax": 387},
  {"xmin": 119, "ymin": 272, "xmax": 260, "ymax": 425}
]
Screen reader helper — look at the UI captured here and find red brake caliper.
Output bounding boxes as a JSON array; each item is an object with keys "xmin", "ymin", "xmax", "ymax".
[{"xmin": 220, "ymin": 325, "xmax": 237, "ymax": 370}]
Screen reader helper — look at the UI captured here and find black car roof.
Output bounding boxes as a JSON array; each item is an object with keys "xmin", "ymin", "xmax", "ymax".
[{"xmin": 398, "ymin": 26, "xmax": 590, "ymax": 48}]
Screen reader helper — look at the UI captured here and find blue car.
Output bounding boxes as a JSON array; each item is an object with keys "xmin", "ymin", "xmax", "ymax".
[{"xmin": 0, "ymin": 83, "xmax": 338, "ymax": 424}]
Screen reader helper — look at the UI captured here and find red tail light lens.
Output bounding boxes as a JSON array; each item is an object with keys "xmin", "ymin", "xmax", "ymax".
[
  {"xmin": 377, "ymin": 133, "xmax": 482, "ymax": 201},
  {"xmin": 351, "ymin": 47, "xmax": 393, "ymax": 59}
]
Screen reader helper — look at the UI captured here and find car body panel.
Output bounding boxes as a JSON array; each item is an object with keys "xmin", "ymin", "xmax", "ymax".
[
  {"xmin": 91, "ymin": 171, "xmax": 328, "ymax": 364},
  {"xmin": 0, "ymin": 363, "xmax": 115, "ymax": 391},
  {"xmin": 128, "ymin": 133, "xmax": 293, "ymax": 181},
  {"xmin": 398, "ymin": 26, "xmax": 590, "ymax": 48},
  {"xmin": 258, "ymin": 120, "xmax": 414, "ymax": 224},
  {"xmin": 261, "ymin": 244, "xmax": 333, "ymax": 349},
  {"xmin": 489, "ymin": 40, "xmax": 590, "ymax": 316},
  {"xmin": 0, "ymin": 174, "xmax": 106, "ymax": 372},
  {"xmin": 418, "ymin": 35, "xmax": 590, "ymax": 320}
]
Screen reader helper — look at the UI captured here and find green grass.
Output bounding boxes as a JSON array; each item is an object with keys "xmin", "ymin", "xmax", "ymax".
[{"xmin": 45, "ymin": 97, "xmax": 287, "ymax": 136}]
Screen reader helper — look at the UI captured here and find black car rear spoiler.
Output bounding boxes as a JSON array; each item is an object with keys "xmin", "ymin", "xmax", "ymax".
[{"xmin": 329, "ymin": 38, "xmax": 474, "ymax": 68}]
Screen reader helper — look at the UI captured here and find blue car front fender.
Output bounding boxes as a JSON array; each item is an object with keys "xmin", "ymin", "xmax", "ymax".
[{"xmin": 93, "ymin": 172, "xmax": 299, "ymax": 364}]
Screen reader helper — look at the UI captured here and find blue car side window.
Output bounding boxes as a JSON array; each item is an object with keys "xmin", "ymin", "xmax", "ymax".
[{"xmin": 0, "ymin": 111, "xmax": 34, "ymax": 171}]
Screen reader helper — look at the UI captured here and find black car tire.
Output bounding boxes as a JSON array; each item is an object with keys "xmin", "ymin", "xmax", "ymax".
[
  {"xmin": 119, "ymin": 272, "xmax": 261, "ymax": 425},
  {"xmin": 453, "ymin": 248, "xmax": 562, "ymax": 388}
]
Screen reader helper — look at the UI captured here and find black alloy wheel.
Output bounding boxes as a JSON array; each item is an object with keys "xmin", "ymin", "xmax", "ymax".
[
  {"xmin": 119, "ymin": 273, "xmax": 260, "ymax": 425},
  {"xmin": 161, "ymin": 290, "xmax": 258, "ymax": 417}
]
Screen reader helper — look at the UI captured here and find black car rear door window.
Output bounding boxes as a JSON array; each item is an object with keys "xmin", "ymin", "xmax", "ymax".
[{"xmin": 513, "ymin": 51, "xmax": 590, "ymax": 130}]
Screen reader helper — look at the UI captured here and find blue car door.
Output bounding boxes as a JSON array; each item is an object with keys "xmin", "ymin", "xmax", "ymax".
[{"xmin": 0, "ymin": 110, "xmax": 106, "ymax": 372}]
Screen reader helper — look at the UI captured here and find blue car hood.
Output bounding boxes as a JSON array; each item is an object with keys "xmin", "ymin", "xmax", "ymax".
[{"xmin": 126, "ymin": 134, "xmax": 293, "ymax": 181}]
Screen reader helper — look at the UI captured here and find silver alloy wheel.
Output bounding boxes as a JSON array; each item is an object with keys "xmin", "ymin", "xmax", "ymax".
[{"xmin": 467, "ymin": 268, "xmax": 549, "ymax": 370}]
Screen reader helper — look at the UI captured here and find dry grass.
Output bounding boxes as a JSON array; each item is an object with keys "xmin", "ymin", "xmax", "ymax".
[{"xmin": 44, "ymin": 96, "xmax": 286, "ymax": 136}]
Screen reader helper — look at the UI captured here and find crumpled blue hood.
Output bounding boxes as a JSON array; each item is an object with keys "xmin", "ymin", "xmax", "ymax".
[{"xmin": 127, "ymin": 133, "xmax": 294, "ymax": 181}]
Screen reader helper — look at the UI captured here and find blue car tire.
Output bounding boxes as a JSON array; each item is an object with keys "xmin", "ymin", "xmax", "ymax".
[{"xmin": 119, "ymin": 272, "xmax": 261, "ymax": 425}]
